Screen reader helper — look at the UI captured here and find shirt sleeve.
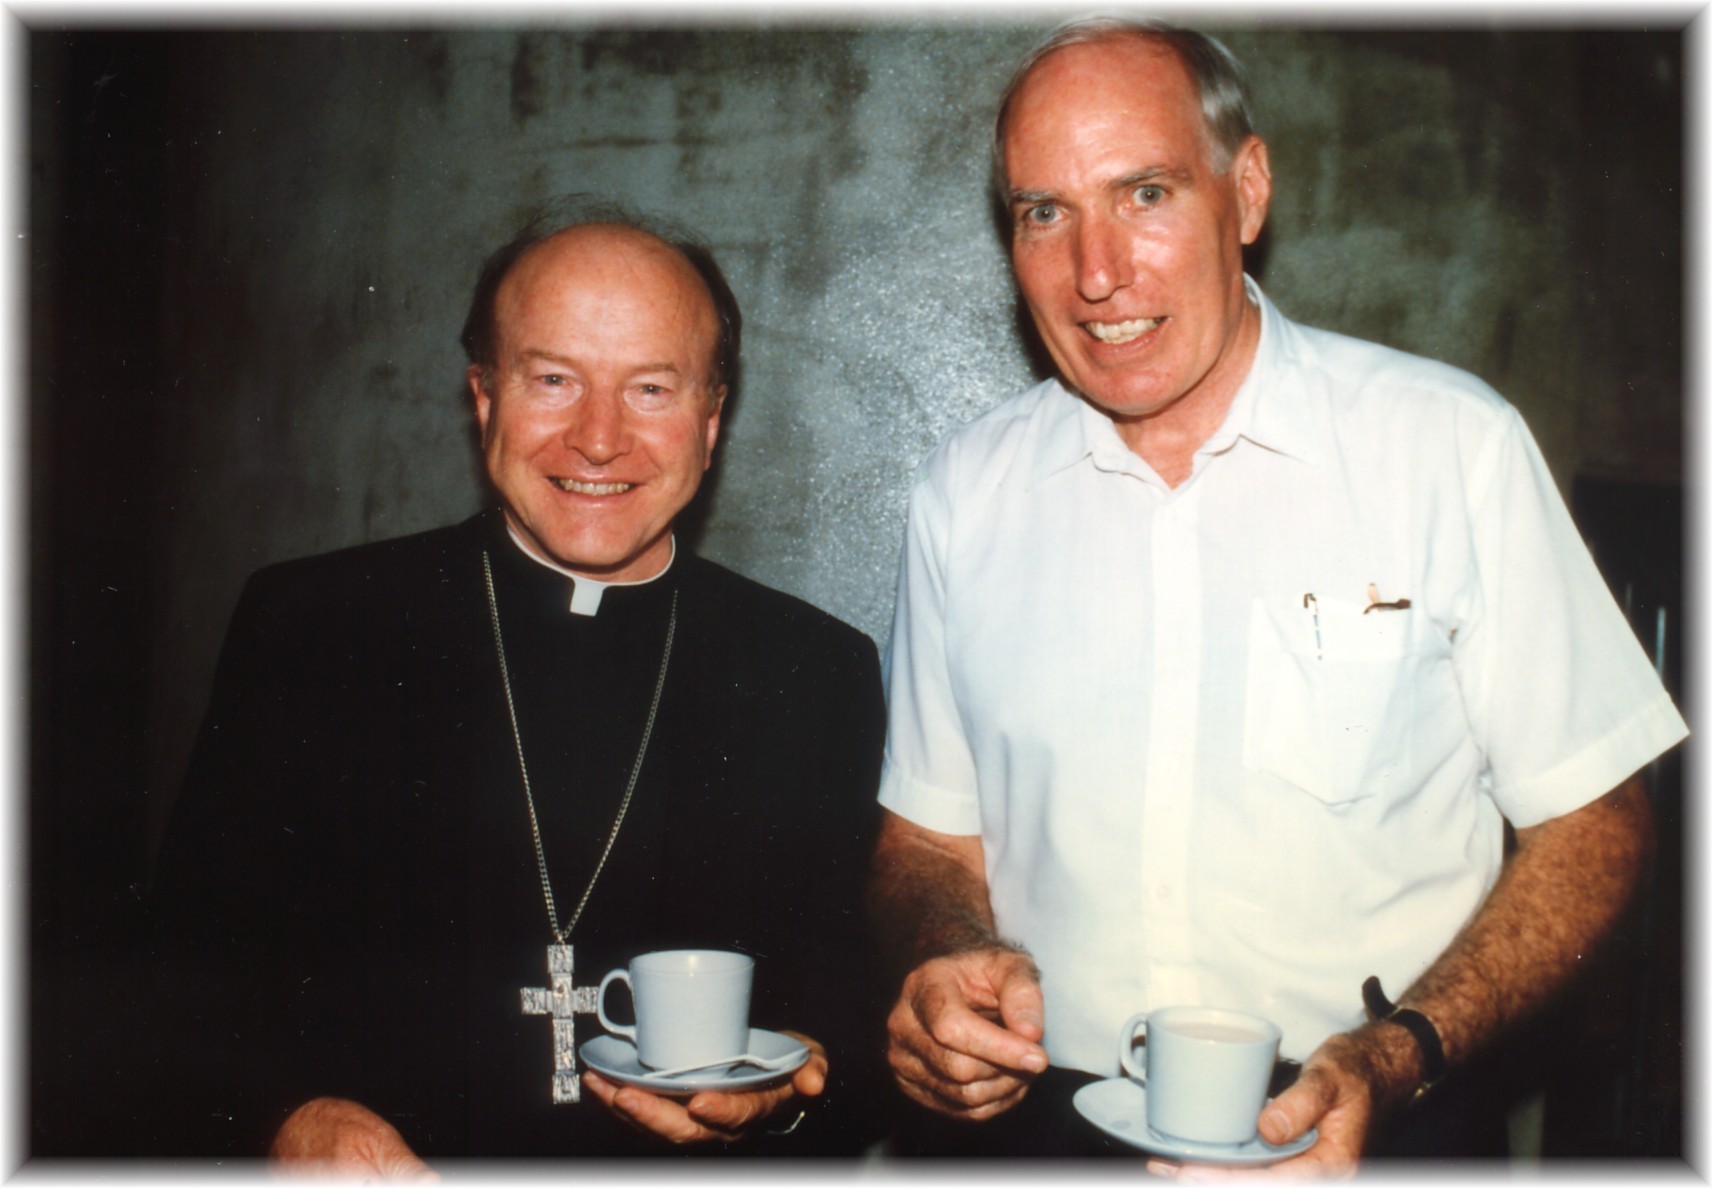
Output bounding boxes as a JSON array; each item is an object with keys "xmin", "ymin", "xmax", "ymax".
[
  {"xmin": 1454, "ymin": 404, "xmax": 1687, "ymax": 828},
  {"xmin": 876, "ymin": 451, "xmax": 985, "ymax": 836}
]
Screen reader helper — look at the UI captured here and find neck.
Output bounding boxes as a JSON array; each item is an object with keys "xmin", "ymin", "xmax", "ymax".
[{"xmin": 503, "ymin": 521, "xmax": 676, "ymax": 617}]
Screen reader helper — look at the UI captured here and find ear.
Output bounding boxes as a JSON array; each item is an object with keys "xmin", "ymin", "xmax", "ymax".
[
  {"xmin": 1231, "ymin": 135, "xmax": 1273, "ymax": 246},
  {"xmin": 468, "ymin": 365, "xmax": 494, "ymax": 443},
  {"xmin": 703, "ymin": 385, "xmax": 726, "ymax": 469}
]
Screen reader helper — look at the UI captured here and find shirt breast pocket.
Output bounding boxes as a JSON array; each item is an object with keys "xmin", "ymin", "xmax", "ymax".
[{"xmin": 1243, "ymin": 595, "xmax": 1417, "ymax": 806}]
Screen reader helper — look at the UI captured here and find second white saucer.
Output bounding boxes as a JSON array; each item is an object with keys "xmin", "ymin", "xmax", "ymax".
[{"xmin": 1074, "ymin": 1077, "xmax": 1317, "ymax": 1165}]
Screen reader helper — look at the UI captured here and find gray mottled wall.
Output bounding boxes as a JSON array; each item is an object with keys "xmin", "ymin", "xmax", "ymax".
[{"xmin": 33, "ymin": 21, "xmax": 1684, "ymax": 855}]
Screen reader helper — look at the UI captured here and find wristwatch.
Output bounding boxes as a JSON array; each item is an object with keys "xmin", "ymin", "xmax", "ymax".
[{"xmin": 1361, "ymin": 976, "xmax": 1447, "ymax": 1104}]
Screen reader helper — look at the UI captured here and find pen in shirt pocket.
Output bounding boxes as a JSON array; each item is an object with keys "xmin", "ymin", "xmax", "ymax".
[
  {"xmin": 1302, "ymin": 585, "xmax": 1411, "ymax": 660},
  {"xmin": 1302, "ymin": 593, "xmax": 1323, "ymax": 661}
]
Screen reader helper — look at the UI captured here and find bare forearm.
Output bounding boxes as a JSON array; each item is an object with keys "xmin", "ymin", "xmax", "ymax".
[
  {"xmin": 867, "ymin": 810, "xmax": 1007, "ymax": 979},
  {"xmin": 1382, "ymin": 776, "xmax": 1653, "ymax": 1096}
]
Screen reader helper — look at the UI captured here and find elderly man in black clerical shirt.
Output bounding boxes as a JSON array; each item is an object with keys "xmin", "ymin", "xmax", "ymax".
[{"xmin": 149, "ymin": 203, "xmax": 888, "ymax": 1170}]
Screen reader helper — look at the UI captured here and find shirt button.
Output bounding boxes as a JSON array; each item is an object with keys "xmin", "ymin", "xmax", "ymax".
[{"xmin": 1156, "ymin": 884, "xmax": 1172, "ymax": 901}]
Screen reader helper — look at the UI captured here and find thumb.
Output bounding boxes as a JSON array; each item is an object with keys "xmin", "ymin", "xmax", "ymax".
[
  {"xmin": 1260, "ymin": 1067, "xmax": 1331, "ymax": 1144},
  {"xmin": 993, "ymin": 957, "xmax": 1047, "ymax": 1046}
]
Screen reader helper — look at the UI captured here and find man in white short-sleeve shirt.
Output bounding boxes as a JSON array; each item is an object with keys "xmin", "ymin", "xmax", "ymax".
[{"xmin": 869, "ymin": 18, "xmax": 1686, "ymax": 1169}]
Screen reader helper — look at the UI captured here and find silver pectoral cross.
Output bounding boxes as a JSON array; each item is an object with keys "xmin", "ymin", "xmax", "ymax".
[{"xmin": 520, "ymin": 943, "xmax": 600, "ymax": 1103}]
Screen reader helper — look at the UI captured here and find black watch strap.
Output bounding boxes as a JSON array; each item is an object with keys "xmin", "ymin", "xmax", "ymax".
[{"xmin": 1362, "ymin": 975, "xmax": 1447, "ymax": 1103}]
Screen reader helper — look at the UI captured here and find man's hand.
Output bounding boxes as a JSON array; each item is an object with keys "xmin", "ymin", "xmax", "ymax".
[
  {"xmin": 1250, "ymin": 1026, "xmax": 1410, "ymax": 1177},
  {"xmin": 270, "ymin": 1096, "xmax": 438, "ymax": 1179},
  {"xmin": 867, "ymin": 810, "xmax": 1046, "ymax": 1122},
  {"xmin": 1144, "ymin": 1026, "xmax": 1409, "ymax": 1180},
  {"xmin": 887, "ymin": 946, "xmax": 1049, "ymax": 1121},
  {"xmin": 581, "ymin": 1031, "xmax": 827, "ymax": 1144}
]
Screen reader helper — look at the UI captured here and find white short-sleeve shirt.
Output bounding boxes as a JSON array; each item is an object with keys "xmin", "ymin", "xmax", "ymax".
[{"xmin": 877, "ymin": 280, "xmax": 1687, "ymax": 1074}]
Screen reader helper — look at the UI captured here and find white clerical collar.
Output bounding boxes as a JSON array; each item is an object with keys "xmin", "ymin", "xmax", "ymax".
[{"xmin": 504, "ymin": 524, "xmax": 676, "ymax": 617}]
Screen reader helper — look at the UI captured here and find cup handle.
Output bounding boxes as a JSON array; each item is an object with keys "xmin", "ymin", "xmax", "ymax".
[
  {"xmin": 1118, "ymin": 1012, "xmax": 1149, "ymax": 1083},
  {"xmin": 596, "ymin": 969, "xmax": 636, "ymax": 1043}
]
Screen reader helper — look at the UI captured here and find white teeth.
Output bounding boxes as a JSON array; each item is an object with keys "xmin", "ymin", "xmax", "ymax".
[
  {"xmin": 552, "ymin": 478, "xmax": 632, "ymax": 495},
  {"xmin": 1087, "ymin": 317, "xmax": 1163, "ymax": 345}
]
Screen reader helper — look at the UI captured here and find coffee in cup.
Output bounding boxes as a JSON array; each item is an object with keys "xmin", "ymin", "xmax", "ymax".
[
  {"xmin": 596, "ymin": 949, "xmax": 754, "ymax": 1070},
  {"xmin": 1117, "ymin": 1005, "xmax": 1282, "ymax": 1145}
]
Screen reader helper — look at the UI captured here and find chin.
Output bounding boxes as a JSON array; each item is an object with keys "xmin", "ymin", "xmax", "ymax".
[
  {"xmin": 1080, "ymin": 391, "xmax": 1179, "ymax": 421},
  {"xmin": 547, "ymin": 547, "xmax": 636, "ymax": 575}
]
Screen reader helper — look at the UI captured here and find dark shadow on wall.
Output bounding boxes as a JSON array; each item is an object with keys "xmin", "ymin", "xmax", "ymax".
[{"xmin": 28, "ymin": 28, "xmax": 178, "ymax": 1159}]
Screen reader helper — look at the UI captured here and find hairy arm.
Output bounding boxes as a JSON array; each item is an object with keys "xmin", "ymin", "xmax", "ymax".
[
  {"xmin": 1396, "ymin": 776, "xmax": 1652, "ymax": 1068},
  {"xmin": 869, "ymin": 809, "xmax": 1005, "ymax": 974},
  {"xmin": 867, "ymin": 809, "xmax": 1049, "ymax": 1120},
  {"xmin": 1229, "ymin": 775, "xmax": 1655, "ymax": 1176}
]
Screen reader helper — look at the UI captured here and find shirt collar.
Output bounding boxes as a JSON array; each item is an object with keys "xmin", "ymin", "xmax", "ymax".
[
  {"xmin": 1027, "ymin": 275, "xmax": 1320, "ymax": 483},
  {"xmin": 504, "ymin": 522, "xmax": 677, "ymax": 617},
  {"xmin": 1027, "ymin": 383, "xmax": 1143, "ymax": 484},
  {"xmin": 1206, "ymin": 277, "xmax": 1320, "ymax": 467}
]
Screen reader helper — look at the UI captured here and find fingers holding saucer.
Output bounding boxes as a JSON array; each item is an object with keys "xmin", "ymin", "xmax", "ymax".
[{"xmin": 585, "ymin": 1072, "xmax": 728, "ymax": 1144}]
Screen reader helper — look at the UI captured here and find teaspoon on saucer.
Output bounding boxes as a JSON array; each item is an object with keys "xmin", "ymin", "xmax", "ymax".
[{"xmin": 643, "ymin": 1050, "xmax": 805, "ymax": 1080}]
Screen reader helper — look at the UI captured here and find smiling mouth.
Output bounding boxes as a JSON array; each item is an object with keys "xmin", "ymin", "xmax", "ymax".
[
  {"xmin": 1086, "ymin": 317, "xmax": 1165, "ymax": 345},
  {"xmin": 551, "ymin": 477, "xmax": 633, "ymax": 495}
]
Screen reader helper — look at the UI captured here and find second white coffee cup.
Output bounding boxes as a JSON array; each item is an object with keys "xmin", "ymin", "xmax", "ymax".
[
  {"xmin": 597, "ymin": 949, "xmax": 754, "ymax": 1070},
  {"xmin": 1117, "ymin": 1005, "xmax": 1282, "ymax": 1146}
]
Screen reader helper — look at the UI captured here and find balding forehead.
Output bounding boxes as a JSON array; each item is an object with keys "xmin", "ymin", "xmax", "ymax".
[
  {"xmin": 492, "ymin": 222, "xmax": 723, "ymax": 384},
  {"xmin": 1016, "ymin": 35, "xmax": 1189, "ymax": 108},
  {"xmin": 502, "ymin": 227, "xmax": 706, "ymax": 311}
]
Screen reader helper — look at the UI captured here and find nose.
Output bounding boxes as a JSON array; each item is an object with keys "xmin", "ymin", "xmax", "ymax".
[
  {"xmin": 1073, "ymin": 215, "xmax": 1131, "ymax": 304},
  {"xmin": 562, "ymin": 390, "xmax": 629, "ymax": 464}
]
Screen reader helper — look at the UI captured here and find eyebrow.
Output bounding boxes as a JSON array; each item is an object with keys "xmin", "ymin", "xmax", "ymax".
[
  {"xmin": 1008, "ymin": 187, "xmax": 1056, "ymax": 207},
  {"xmin": 1111, "ymin": 166, "xmax": 1194, "ymax": 191},
  {"xmin": 517, "ymin": 348, "xmax": 576, "ymax": 367},
  {"xmin": 517, "ymin": 348, "xmax": 685, "ymax": 376},
  {"xmin": 1007, "ymin": 165, "xmax": 1196, "ymax": 208}
]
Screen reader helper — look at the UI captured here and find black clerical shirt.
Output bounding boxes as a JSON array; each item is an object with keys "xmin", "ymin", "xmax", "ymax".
[{"xmin": 150, "ymin": 511, "xmax": 889, "ymax": 1159}]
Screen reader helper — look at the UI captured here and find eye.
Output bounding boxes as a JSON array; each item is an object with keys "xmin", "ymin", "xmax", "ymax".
[
  {"xmin": 1131, "ymin": 184, "xmax": 1166, "ymax": 207},
  {"xmin": 525, "ymin": 370, "xmax": 581, "ymax": 401},
  {"xmin": 626, "ymin": 381, "xmax": 676, "ymax": 410},
  {"xmin": 1019, "ymin": 203, "xmax": 1060, "ymax": 227}
]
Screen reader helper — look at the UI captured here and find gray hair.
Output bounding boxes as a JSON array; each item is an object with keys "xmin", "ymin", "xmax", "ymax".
[{"xmin": 991, "ymin": 15, "xmax": 1257, "ymax": 194}]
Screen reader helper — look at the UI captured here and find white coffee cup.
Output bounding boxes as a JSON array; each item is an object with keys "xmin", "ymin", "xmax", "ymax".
[
  {"xmin": 596, "ymin": 949, "xmax": 754, "ymax": 1070},
  {"xmin": 1117, "ymin": 1005, "xmax": 1282, "ymax": 1145}
]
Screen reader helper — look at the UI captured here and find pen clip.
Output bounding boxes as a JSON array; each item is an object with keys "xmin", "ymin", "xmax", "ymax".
[
  {"xmin": 1303, "ymin": 593, "xmax": 1322, "ymax": 661},
  {"xmin": 1364, "ymin": 582, "xmax": 1411, "ymax": 614}
]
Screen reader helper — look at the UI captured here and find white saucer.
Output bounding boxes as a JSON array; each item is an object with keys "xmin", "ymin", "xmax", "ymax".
[
  {"xmin": 579, "ymin": 1028, "xmax": 810, "ymax": 1095},
  {"xmin": 1074, "ymin": 1077, "xmax": 1317, "ymax": 1165}
]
